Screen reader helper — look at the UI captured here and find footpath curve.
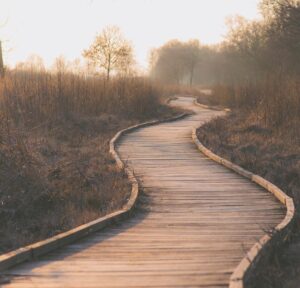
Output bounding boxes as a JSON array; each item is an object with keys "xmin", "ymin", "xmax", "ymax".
[{"xmin": 2, "ymin": 96, "xmax": 285, "ymax": 287}]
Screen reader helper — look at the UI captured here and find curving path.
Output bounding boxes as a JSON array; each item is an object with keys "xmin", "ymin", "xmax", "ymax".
[{"xmin": 3, "ymin": 97, "xmax": 284, "ymax": 287}]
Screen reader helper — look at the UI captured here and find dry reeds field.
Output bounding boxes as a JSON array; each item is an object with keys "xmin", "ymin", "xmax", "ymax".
[{"xmin": 0, "ymin": 69, "xmax": 178, "ymax": 253}]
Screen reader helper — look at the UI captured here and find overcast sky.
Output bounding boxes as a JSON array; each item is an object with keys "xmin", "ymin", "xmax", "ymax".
[{"xmin": 0, "ymin": 0, "xmax": 261, "ymax": 69}]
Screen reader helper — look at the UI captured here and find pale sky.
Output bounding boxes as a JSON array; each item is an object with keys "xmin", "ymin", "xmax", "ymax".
[{"xmin": 0, "ymin": 0, "xmax": 261, "ymax": 69}]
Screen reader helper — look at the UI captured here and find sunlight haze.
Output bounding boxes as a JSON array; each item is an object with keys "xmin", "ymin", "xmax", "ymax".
[{"xmin": 0, "ymin": 0, "xmax": 261, "ymax": 69}]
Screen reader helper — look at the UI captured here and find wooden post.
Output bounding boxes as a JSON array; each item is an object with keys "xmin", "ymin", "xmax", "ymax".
[{"xmin": 0, "ymin": 40, "xmax": 4, "ymax": 78}]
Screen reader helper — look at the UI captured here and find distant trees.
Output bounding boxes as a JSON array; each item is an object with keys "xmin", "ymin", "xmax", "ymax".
[
  {"xmin": 83, "ymin": 26, "xmax": 135, "ymax": 80},
  {"xmin": 185, "ymin": 40, "xmax": 201, "ymax": 86},
  {"xmin": 206, "ymin": 0, "xmax": 300, "ymax": 134},
  {"xmin": 150, "ymin": 40, "xmax": 202, "ymax": 86},
  {"xmin": 150, "ymin": 0, "xmax": 300, "ymax": 87},
  {"xmin": 150, "ymin": 40, "xmax": 184, "ymax": 84},
  {"xmin": 148, "ymin": 0, "xmax": 300, "ymax": 135},
  {"xmin": 215, "ymin": 0, "xmax": 300, "ymax": 84}
]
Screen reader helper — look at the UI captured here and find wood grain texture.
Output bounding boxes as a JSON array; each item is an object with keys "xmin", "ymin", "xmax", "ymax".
[{"xmin": 2, "ymin": 97, "xmax": 284, "ymax": 288}]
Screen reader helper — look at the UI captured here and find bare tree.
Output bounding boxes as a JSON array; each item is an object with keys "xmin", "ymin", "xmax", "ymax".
[
  {"xmin": 184, "ymin": 40, "xmax": 201, "ymax": 86},
  {"xmin": 83, "ymin": 26, "xmax": 134, "ymax": 80},
  {"xmin": 149, "ymin": 40, "xmax": 186, "ymax": 84},
  {"xmin": 149, "ymin": 40, "xmax": 202, "ymax": 86}
]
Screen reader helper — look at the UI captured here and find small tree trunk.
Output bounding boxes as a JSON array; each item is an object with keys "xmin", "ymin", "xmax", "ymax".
[
  {"xmin": 0, "ymin": 41, "xmax": 4, "ymax": 78},
  {"xmin": 107, "ymin": 53, "xmax": 111, "ymax": 81},
  {"xmin": 106, "ymin": 67, "xmax": 110, "ymax": 81},
  {"xmin": 190, "ymin": 66, "xmax": 195, "ymax": 87}
]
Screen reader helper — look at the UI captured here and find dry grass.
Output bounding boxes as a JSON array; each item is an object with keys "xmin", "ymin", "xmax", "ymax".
[
  {"xmin": 197, "ymin": 112, "xmax": 300, "ymax": 203},
  {"xmin": 209, "ymin": 75, "xmax": 300, "ymax": 143},
  {"xmin": 0, "ymin": 69, "xmax": 178, "ymax": 254},
  {"xmin": 0, "ymin": 70, "xmax": 167, "ymax": 124}
]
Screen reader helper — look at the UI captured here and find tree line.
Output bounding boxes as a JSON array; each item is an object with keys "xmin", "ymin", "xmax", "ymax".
[
  {"xmin": 150, "ymin": 0, "xmax": 300, "ymax": 87},
  {"xmin": 211, "ymin": 0, "xmax": 300, "ymax": 133},
  {"xmin": 149, "ymin": 40, "xmax": 206, "ymax": 86},
  {"xmin": 150, "ymin": 0, "xmax": 300, "ymax": 140}
]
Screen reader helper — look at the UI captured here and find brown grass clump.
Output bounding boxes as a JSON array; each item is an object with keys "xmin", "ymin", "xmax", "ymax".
[{"xmin": 0, "ymin": 69, "xmax": 177, "ymax": 254}]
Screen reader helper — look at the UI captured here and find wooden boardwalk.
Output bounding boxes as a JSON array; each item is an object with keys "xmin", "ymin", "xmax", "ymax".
[{"xmin": 3, "ymin": 97, "xmax": 284, "ymax": 287}]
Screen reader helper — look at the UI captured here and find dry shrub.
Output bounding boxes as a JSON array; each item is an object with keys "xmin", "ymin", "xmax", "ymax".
[
  {"xmin": 210, "ymin": 75, "xmax": 300, "ymax": 143},
  {"xmin": 0, "ymin": 70, "xmax": 163, "ymax": 126}
]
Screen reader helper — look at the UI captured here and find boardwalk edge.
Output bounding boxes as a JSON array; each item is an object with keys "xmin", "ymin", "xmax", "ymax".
[
  {"xmin": 193, "ymin": 98, "xmax": 231, "ymax": 112},
  {"xmin": 0, "ymin": 111, "xmax": 189, "ymax": 272},
  {"xmin": 192, "ymin": 127, "xmax": 295, "ymax": 288}
]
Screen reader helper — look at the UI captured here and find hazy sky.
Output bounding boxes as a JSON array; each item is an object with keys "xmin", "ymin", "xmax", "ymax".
[{"xmin": 0, "ymin": 0, "xmax": 261, "ymax": 69}]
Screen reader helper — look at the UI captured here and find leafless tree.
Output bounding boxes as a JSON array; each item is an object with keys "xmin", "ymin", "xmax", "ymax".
[
  {"xmin": 150, "ymin": 40, "xmax": 202, "ymax": 86},
  {"xmin": 184, "ymin": 40, "xmax": 201, "ymax": 86},
  {"xmin": 83, "ymin": 26, "xmax": 134, "ymax": 80}
]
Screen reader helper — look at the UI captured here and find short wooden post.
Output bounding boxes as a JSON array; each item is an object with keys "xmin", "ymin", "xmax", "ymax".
[{"xmin": 0, "ymin": 41, "xmax": 4, "ymax": 78}]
